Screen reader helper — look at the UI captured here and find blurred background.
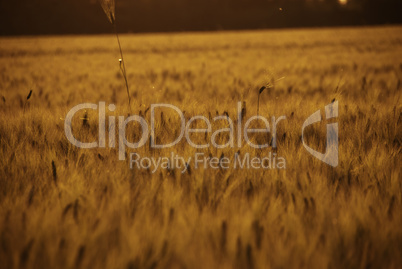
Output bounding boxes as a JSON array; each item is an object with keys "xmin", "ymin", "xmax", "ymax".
[{"xmin": 0, "ymin": 0, "xmax": 401, "ymax": 35}]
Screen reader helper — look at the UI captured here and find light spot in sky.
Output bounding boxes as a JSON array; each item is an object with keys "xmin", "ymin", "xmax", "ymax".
[{"xmin": 339, "ymin": 0, "xmax": 348, "ymax": 5}]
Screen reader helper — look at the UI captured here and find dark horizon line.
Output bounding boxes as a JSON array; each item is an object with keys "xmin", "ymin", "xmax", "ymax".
[{"xmin": 1, "ymin": 22, "xmax": 401, "ymax": 38}]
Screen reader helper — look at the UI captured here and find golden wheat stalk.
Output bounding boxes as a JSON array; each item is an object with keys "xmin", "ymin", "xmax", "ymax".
[{"xmin": 99, "ymin": 0, "xmax": 132, "ymax": 111}]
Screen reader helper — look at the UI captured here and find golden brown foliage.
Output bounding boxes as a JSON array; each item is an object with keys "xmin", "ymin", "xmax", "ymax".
[{"xmin": 0, "ymin": 27, "xmax": 401, "ymax": 269}]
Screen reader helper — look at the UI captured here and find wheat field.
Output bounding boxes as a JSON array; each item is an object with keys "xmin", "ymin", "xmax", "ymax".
[{"xmin": 0, "ymin": 26, "xmax": 401, "ymax": 269}]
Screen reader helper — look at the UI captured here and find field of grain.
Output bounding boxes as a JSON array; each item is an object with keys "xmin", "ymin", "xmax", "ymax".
[{"xmin": 0, "ymin": 26, "xmax": 401, "ymax": 269}]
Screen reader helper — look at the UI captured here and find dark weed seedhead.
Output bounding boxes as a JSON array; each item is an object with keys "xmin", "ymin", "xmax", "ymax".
[
  {"xmin": 73, "ymin": 199, "xmax": 80, "ymax": 223},
  {"xmin": 236, "ymin": 236, "xmax": 242, "ymax": 259},
  {"xmin": 387, "ymin": 195, "xmax": 396, "ymax": 221},
  {"xmin": 242, "ymin": 101, "xmax": 246, "ymax": 117},
  {"xmin": 169, "ymin": 207, "xmax": 175, "ymax": 224},
  {"xmin": 26, "ymin": 90, "xmax": 33, "ymax": 100},
  {"xmin": 303, "ymin": 197, "xmax": 309, "ymax": 213},
  {"xmin": 82, "ymin": 112, "xmax": 89, "ymax": 128},
  {"xmin": 20, "ymin": 239, "xmax": 34, "ymax": 268},
  {"xmin": 144, "ymin": 106, "xmax": 150, "ymax": 115},
  {"xmin": 246, "ymin": 244, "xmax": 254, "ymax": 269},
  {"xmin": 99, "ymin": 0, "xmax": 115, "ymax": 25},
  {"xmin": 27, "ymin": 187, "xmax": 35, "ymax": 207},
  {"xmin": 149, "ymin": 135, "xmax": 153, "ymax": 151},
  {"xmin": 290, "ymin": 111, "xmax": 294, "ymax": 118},
  {"xmin": 310, "ymin": 197, "xmax": 316, "ymax": 212},
  {"xmin": 257, "ymin": 86, "xmax": 266, "ymax": 116},
  {"xmin": 252, "ymin": 220, "xmax": 264, "ymax": 250},
  {"xmin": 52, "ymin": 160, "xmax": 58, "ymax": 186},
  {"xmin": 221, "ymin": 220, "xmax": 227, "ymax": 253},
  {"xmin": 23, "ymin": 89, "xmax": 33, "ymax": 113},
  {"xmin": 126, "ymin": 257, "xmax": 140, "ymax": 269},
  {"xmin": 186, "ymin": 162, "xmax": 191, "ymax": 175},
  {"xmin": 256, "ymin": 76, "xmax": 282, "ymax": 116},
  {"xmin": 361, "ymin": 76, "xmax": 367, "ymax": 91},
  {"xmin": 291, "ymin": 193, "xmax": 297, "ymax": 207},
  {"xmin": 75, "ymin": 245, "xmax": 86, "ymax": 268},
  {"xmin": 62, "ymin": 203, "xmax": 73, "ymax": 219},
  {"xmin": 161, "ymin": 112, "xmax": 166, "ymax": 127}
]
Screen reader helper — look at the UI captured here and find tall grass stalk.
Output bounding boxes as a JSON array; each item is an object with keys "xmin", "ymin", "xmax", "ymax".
[{"xmin": 99, "ymin": 0, "xmax": 132, "ymax": 111}]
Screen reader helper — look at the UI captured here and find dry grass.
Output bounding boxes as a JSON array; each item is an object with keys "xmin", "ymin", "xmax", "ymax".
[{"xmin": 0, "ymin": 26, "xmax": 401, "ymax": 269}]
